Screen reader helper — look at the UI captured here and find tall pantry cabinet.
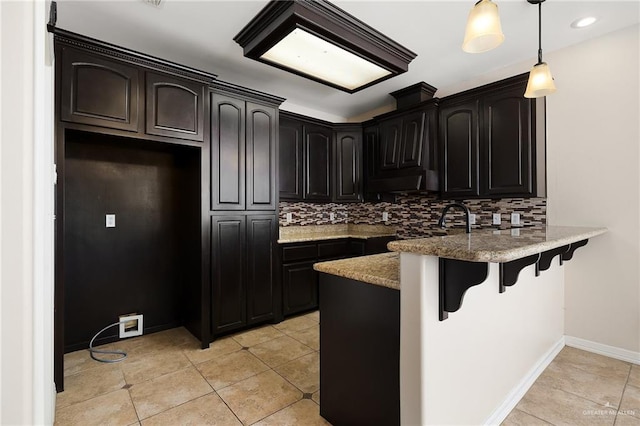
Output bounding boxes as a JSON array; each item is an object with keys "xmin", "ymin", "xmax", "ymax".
[{"xmin": 209, "ymin": 82, "xmax": 284, "ymax": 336}]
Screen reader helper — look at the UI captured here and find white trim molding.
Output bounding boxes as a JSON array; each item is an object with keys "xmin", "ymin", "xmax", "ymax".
[
  {"xmin": 565, "ymin": 336, "xmax": 640, "ymax": 365},
  {"xmin": 484, "ymin": 337, "xmax": 565, "ymax": 425}
]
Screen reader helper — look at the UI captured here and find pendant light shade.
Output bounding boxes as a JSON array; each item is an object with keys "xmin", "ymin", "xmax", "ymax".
[
  {"xmin": 462, "ymin": 0, "xmax": 505, "ymax": 53},
  {"xmin": 524, "ymin": 62, "xmax": 556, "ymax": 98},
  {"xmin": 525, "ymin": 0, "xmax": 556, "ymax": 98}
]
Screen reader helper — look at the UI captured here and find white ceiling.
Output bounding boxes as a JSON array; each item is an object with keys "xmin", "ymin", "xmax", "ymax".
[{"xmin": 55, "ymin": 0, "xmax": 639, "ymax": 121}]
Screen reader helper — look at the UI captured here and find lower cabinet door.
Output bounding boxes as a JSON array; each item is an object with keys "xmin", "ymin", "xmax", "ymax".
[
  {"xmin": 282, "ymin": 261, "xmax": 318, "ymax": 315},
  {"xmin": 211, "ymin": 215, "xmax": 246, "ymax": 334},
  {"xmin": 246, "ymin": 214, "xmax": 278, "ymax": 325}
]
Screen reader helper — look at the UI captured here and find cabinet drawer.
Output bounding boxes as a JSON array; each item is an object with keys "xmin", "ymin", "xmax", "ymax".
[
  {"xmin": 318, "ymin": 240, "xmax": 349, "ymax": 259},
  {"xmin": 282, "ymin": 244, "xmax": 317, "ymax": 262}
]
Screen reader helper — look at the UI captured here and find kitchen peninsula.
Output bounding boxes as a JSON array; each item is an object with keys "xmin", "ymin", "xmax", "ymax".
[{"xmin": 315, "ymin": 225, "xmax": 606, "ymax": 425}]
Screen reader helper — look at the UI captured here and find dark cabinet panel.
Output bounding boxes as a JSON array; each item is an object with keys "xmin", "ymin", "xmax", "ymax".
[
  {"xmin": 304, "ymin": 124, "xmax": 333, "ymax": 201},
  {"xmin": 440, "ymin": 99, "xmax": 481, "ymax": 198},
  {"xmin": 379, "ymin": 118, "xmax": 402, "ymax": 170},
  {"xmin": 283, "ymin": 261, "xmax": 318, "ymax": 316},
  {"xmin": 145, "ymin": 72, "xmax": 205, "ymax": 141},
  {"xmin": 211, "ymin": 215, "xmax": 246, "ymax": 334},
  {"xmin": 482, "ymin": 88, "xmax": 533, "ymax": 196},
  {"xmin": 246, "ymin": 214, "xmax": 278, "ymax": 324},
  {"xmin": 398, "ymin": 110, "xmax": 425, "ymax": 169},
  {"xmin": 211, "ymin": 94, "xmax": 246, "ymax": 210},
  {"xmin": 246, "ymin": 103, "xmax": 277, "ymax": 210},
  {"xmin": 334, "ymin": 129, "xmax": 362, "ymax": 202},
  {"xmin": 59, "ymin": 46, "xmax": 140, "ymax": 132},
  {"xmin": 279, "ymin": 118, "xmax": 304, "ymax": 200}
]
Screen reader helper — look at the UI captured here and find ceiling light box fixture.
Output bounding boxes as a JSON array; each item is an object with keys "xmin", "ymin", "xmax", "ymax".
[{"xmin": 234, "ymin": 0, "xmax": 417, "ymax": 93}]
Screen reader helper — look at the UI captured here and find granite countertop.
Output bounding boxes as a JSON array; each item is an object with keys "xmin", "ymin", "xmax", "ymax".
[
  {"xmin": 314, "ymin": 252, "xmax": 400, "ymax": 290},
  {"xmin": 278, "ymin": 224, "xmax": 396, "ymax": 244},
  {"xmin": 388, "ymin": 226, "xmax": 607, "ymax": 263}
]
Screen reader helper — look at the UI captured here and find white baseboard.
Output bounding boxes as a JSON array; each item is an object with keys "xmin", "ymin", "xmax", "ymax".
[
  {"xmin": 565, "ymin": 335, "xmax": 640, "ymax": 365},
  {"xmin": 484, "ymin": 337, "xmax": 566, "ymax": 426}
]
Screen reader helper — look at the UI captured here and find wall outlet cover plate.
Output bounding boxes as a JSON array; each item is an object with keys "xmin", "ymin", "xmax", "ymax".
[{"xmin": 119, "ymin": 314, "xmax": 143, "ymax": 338}]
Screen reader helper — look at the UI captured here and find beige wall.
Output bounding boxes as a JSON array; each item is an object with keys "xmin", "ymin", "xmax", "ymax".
[{"xmin": 545, "ymin": 25, "xmax": 640, "ymax": 352}]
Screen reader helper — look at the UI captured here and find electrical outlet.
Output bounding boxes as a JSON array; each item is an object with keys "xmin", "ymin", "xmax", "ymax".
[
  {"xmin": 285, "ymin": 212, "xmax": 292, "ymax": 223},
  {"xmin": 492, "ymin": 213, "xmax": 501, "ymax": 225},
  {"xmin": 119, "ymin": 313, "xmax": 143, "ymax": 338},
  {"xmin": 106, "ymin": 214, "xmax": 116, "ymax": 228},
  {"xmin": 511, "ymin": 213, "xmax": 521, "ymax": 225},
  {"xmin": 469, "ymin": 213, "xmax": 476, "ymax": 225},
  {"xmin": 329, "ymin": 212, "xmax": 335, "ymax": 221},
  {"xmin": 382, "ymin": 212, "xmax": 389, "ymax": 221}
]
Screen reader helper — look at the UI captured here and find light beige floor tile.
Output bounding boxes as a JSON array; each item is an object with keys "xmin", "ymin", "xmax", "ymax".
[
  {"xmin": 197, "ymin": 349, "xmax": 269, "ymax": 390},
  {"xmin": 615, "ymin": 413, "xmax": 640, "ymax": 425},
  {"xmin": 556, "ymin": 347, "xmax": 631, "ymax": 380},
  {"xmin": 517, "ymin": 382, "xmax": 617, "ymax": 425},
  {"xmin": 275, "ymin": 352, "xmax": 319, "ymax": 393},
  {"xmin": 56, "ymin": 362, "xmax": 126, "ymax": 408},
  {"xmin": 231, "ymin": 326, "xmax": 285, "ymax": 348},
  {"xmin": 182, "ymin": 337, "xmax": 242, "ymax": 365},
  {"xmin": 288, "ymin": 325, "xmax": 319, "ymax": 351},
  {"xmin": 501, "ymin": 408, "xmax": 552, "ymax": 425},
  {"xmin": 273, "ymin": 316, "xmax": 317, "ymax": 334},
  {"xmin": 536, "ymin": 359, "xmax": 627, "ymax": 408},
  {"xmin": 629, "ymin": 366, "xmax": 640, "ymax": 388},
  {"xmin": 129, "ymin": 367, "xmax": 212, "ymax": 420},
  {"xmin": 312, "ymin": 391, "xmax": 320, "ymax": 405},
  {"xmin": 620, "ymin": 385, "xmax": 640, "ymax": 419},
  {"xmin": 253, "ymin": 399, "xmax": 330, "ymax": 426},
  {"xmin": 249, "ymin": 336, "xmax": 314, "ymax": 368},
  {"xmin": 55, "ymin": 389, "xmax": 137, "ymax": 426},
  {"xmin": 141, "ymin": 393, "xmax": 241, "ymax": 426},
  {"xmin": 121, "ymin": 350, "xmax": 191, "ymax": 385},
  {"xmin": 303, "ymin": 310, "xmax": 319, "ymax": 323},
  {"xmin": 64, "ymin": 349, "xmax": 106, "ymax": 377},
  {"xmin": 217, "ymin": 370, "xmax": 302, "ymax": 425}
]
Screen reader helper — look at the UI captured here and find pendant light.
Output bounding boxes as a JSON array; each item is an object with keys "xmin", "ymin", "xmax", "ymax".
[
  {"xmin": 462, "ymin": 0, "xmax": 505, "ymax": 53},
  {"xmin": 524, "ymin": 0, "xmax": 556, "ymax": 98}
]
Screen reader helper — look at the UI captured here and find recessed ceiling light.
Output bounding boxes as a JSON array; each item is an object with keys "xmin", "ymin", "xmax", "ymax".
[{"xmin": 571, "ymin": 17, "xmax": 597, "ymax": 29}]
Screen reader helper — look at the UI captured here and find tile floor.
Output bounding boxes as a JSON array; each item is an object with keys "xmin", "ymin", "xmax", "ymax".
[{"xmin": 56, "ymin": 310, "xmax": 640, "ymax": 426}]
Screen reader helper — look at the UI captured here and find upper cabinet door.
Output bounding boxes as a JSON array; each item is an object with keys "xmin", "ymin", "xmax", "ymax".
[
  {"xmin": 145, "ymin": 72, "xmax": 205, "ymax": 141},
  {"xmin": 279, "ymin": 118, "xmax": 304, "ymax": 201},
  {"xmin": 440, "ymin": 99, "xmax": 481, "ymax": 198},
  {"xmin": 304, "ymin": 124, "xmax": 332, "ymax": 201},
  {"xmin": 482, "ymin": 88, "xmax": 534, "ymax": 197},
  {"xmin": 59, "ymin": 47, "xmax": 140, "ymax": 132},
  {"xmin": 246, "ymin": 103, "xmax": 277, "ymax": 210},
  {"xmin": 398, "ymin": 110, "xmax": 425, "ymax": 169},
  {"xmin": 334, "ymin": 129, "xmax": 362, "ymax": 202},
  {"xmin": 379, "ymin": 118, "xmax": 402, "ymax": 170},
  {"xmin": 211, "ymin": 93, "xmax": 246, "ymax": 211}
]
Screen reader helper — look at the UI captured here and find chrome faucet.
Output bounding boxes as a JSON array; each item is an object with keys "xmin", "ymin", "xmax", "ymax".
[{"xmin": 438, "ymin": 203, "xmax": 471, "ymax": 234}]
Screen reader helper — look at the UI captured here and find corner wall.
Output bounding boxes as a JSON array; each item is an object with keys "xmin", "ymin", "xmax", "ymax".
[{"xmin": 545, "ymin": 25, "xmax": 640, "ymax": 353}]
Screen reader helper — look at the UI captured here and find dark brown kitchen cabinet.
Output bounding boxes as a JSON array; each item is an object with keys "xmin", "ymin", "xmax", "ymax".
[
  {"xmin": 279, "ymin": 113, "xmax": 334, "ymax": 202},
  {"xmin": 379, "ymin": 118, "xmax": 402, "ymax": 170},
  {"xmin": 482, "ymin": 85, "xmax": 534, "ymax": 196},
  {"xmin": 59, "ymin": 46, "xmax": 141, "ymax": 132},
  {"xmin": 211, "ymin": 92, "xmax": 278, "ymax": 211},
  {"xmin": 304, "ymin": 124, "xmax": 333, "ymax": 201},
  {"xmin": 366, "ymin": 101, "xmax": 439, "ymax": 195},
  {"xmin": 211, "ymin": 215, "xmax": 246, "ymax": 334},
  {"xmin": 145, "ymin": 72, "xmax": 205, "ymax": 141},
  {"xmin": 279, "ymin": 118, "xmax": 304, "ymax": 200},
  {"xmin": 211, "ymin": 213, "xmax": 279, "ymax": 334},
  {"xmin": 440, "ymin": 73, "xmax": 540, "ymax": 199},
  {"xmin": 440, "ymin": 98, "xmax": 481, "ymax": 198},
  {"xmin": 334, "ymin": 126, "xmax": 362, "ymax": 202},
  {"xmin": 282, "ymin": 262, "xmax": 317, "ymax": 316}
]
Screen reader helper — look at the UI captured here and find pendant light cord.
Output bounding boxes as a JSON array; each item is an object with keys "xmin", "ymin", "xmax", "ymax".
[{"xmin": 537, "ymin": 2, "xmax": 543, "ymax": 64}]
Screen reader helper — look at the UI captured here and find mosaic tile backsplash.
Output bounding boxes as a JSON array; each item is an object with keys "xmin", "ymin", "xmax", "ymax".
[{"xmin": 279, "ymin": 195, "xmax": 546, "ymax": 239}]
